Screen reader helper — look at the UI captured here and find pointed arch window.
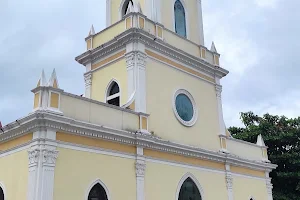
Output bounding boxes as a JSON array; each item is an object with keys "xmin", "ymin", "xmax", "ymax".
[
  {"xmin": 106, "ymin": 81, "xmax": 120, "ymax": 106},
  {"xmin": 0, "ymin": 186, "xmax": 4, "ymax": 200},
  {"xmin": 122, "ymin": 0, "xmax": 133, "ymax": 16},
  {"xmin": 178, "ymin": 177, "xmax": 202, "ymax": 200},
  {"xmin": 88, "ymin": 183, "xmax": 108, "ymax": 200},
  {"xmin": 174, "ymin": 0, "xmax": 187, "ymax": 38}
]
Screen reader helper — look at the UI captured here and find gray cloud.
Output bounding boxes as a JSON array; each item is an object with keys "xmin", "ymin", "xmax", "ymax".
[{"xmin": 1, "ymin": 0, "xmax": 299, "ymax": 128}]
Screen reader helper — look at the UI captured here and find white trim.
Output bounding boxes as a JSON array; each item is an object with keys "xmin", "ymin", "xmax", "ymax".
[
  {"xmin": 172, "ymin": 89, "xmax": 198, "ymax": 127},
  {"xmin": 85, "ymin": 179, "xmax": 111, "ymax": 200},
  {"xmin": 105, "ymin": 79, "xmax": 121, "ymax": 106},
  {"xmin": 119, "ymin": 0, "xmax": 132, "ymax": 20},
  {"xmin": 197, "ymin": 0, "xmax": 205, "ymax": 45},
  {"xmin": 0, "ymin": 182, "xmax": 6, "ymax": 200},
  {"xmin": 231, "ymin": 172, "xmax": 266, "ymax": 181},
  {"xmin": 175, "ymin": 172, "xmax": 205, "ymax": 200},
  {"xmin": 0, "ymin": 143, "xmax": 30, "ymax": 158},
  {"xmin": 249, "ymin": 196, "xmax": 255, "ymax": 200},
  {"xmin": 125, "ymin": 15, "xmax": 133, "ymax": 29},
  {"xmin": 172, "ymin": 0, "xmax": 189, "ymax": 39}
]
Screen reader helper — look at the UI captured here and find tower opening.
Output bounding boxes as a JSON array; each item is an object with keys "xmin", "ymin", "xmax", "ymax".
[
  {"xmin": 174, "ymin": 0, "xmax": 187, "ymax": 38},
  {"xmin": 178, "ymin": 177, "xmax": 202, "ymax": 200},
  {"xmin": 106, "ymin": 81, "xmax": 120, "ymax": 106},
  {"xmin": 0, "ymin": 187, "xmax": 4, "ymax": 200}
]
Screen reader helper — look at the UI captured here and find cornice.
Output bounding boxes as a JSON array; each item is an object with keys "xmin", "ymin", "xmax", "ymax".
[
  {"xmin": 1, "ymin": 111, "xmax": 276, "ymax": 171},
  {"xmin": 75, "ymin": 28, "xmax": 229, "ymax": 79}
]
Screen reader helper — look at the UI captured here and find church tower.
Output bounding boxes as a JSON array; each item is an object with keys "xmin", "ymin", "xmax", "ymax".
[{"xmin": 0, "ymin": 1, "xmax": 276, "ymax": 200}]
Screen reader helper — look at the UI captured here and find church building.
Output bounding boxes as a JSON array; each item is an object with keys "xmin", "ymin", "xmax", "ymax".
[{"xmin": 0, "ymin": 0, "xmax": 276, "ymax": 200}]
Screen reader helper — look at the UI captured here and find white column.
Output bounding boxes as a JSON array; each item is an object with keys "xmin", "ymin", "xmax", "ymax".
[
  {"xmin": 225, "ymin": 164, "xmax": 234, "ymax": 200},
  {"xmin": 197, "ymin": 0, "xmax": 205, "ymax": 45},
  {"xmin": 135, "ymin": 147, "xmax": 146, "ymax": 200},
  {"xmin": 27, "ymin": 129, "xmax": 58, "ymax": 200},
  {"xmin": 155, "ymin": 0, "xmax": 161, "ymax": 23},
  {"xmin": 215, "ymin": 81, "xmax": 226, "ymax": 136},
  {"xmin": 266, "ymin": 172, "xmax": 274, "ymax": 200},
  {"xmin": 84, "ymin": 73, "xmax": 92, "ymax": 98},
  {"xmin": 145, "ymin": 0, "xmax": 153, "ymax": 21},
  {"xmin": 125, "ymin": 43, "xmax": 147, "ymax": 113}
]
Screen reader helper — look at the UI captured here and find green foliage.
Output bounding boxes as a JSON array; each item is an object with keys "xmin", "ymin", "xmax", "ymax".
[{"xmin": 229, "ymin": 112, "xmax": 300, "ymax": 200}]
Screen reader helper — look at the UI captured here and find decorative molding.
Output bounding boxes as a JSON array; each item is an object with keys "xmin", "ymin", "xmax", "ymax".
[
  {"xmin": 28, "ymin": 149, "xmax": 40, "ymax": 165},
  {"xmin": 215, "ymin": 84, "xmax": 222, "ymax": 99},
  {"xmin": 1, "ymin": 111, "xmax": 277, "ymax": 172},
  {"xmin": 266, "ymin": 178, "xmax": 273, "ymax": 200},
  {"xmin": 42, "ymin": 149, "xmax": 58, "ymax": 165},
  {"xmin": 84, "ymin": 73, "xmax": 92, "ymax": 87},
  {"xmin": 85, "ymin": 179, "xmax": 111, "ymax": 200},
  {"xmin": 172, "ymin": 89, "xmax": 198, "ymax": 127},
  {"xmin": 135, "ymin": 160, "xmax": 146, "ymax": 177}
]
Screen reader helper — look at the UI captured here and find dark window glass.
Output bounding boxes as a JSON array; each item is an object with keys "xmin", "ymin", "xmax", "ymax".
[
  {"xmin": 88, "ymin": 183, "xmax": 108, "ymax": 200},
  {"xmin": 108, "ymin": 97, "xmax": 120, "ymax": 107},
  {"xmin": 175, "ymin": 94, "xmax": 193, "ymax": 121},
  {"xmin": 0, "ymin": 187, "xmax": 4, "ymax": 200},
  {"xmin": 178, "ymin": 178, "xmax": 202, "ymax": 200},
  {"xmin": 174, "ymin": 0, "xmax": 187, "ymax": 38},
  {"xmin": 123, "ymin": 0, "xmax": 133, "ymax": 16},
  {"xmin": 109, "ymin": 82, "xmax": 120, "ymax": 96}
]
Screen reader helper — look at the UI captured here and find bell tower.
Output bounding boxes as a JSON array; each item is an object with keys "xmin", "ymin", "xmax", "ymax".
[{"xmin": 106, "ymin": 0, "xmax": 205, "ymax": 45}]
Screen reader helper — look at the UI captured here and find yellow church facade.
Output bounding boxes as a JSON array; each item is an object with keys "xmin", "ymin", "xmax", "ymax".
[{"xmin": 0, "ymin": 0, "xmax": 276, "ymax": 200}]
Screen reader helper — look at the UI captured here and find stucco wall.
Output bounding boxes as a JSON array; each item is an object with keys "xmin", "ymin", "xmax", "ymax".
[
  {"xmin": 0, "ymin": 150, "xmax": 29, "ymax": 200},
  {"xmin": 145, "ymin": 161, "xmax": 227, "ymax": 200},
  {"xmin": 91, "ymin": 58, "xmax": 128, "ymax": 105},
  {"xmin": 233, "ymin": 175, "xmax": 268, "ymax": 200},
  {"xmin": 53, "ymin": 147, "xmax": 136, "ymax": 200},
  {"xmin": 146, "ymin": 58, "xmax": 220, "ymax": 151}
]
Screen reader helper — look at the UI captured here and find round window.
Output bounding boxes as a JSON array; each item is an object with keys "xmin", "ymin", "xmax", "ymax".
[{"xmin": 173, "ymin": 89, "xmax": 198, "ymax": 127}]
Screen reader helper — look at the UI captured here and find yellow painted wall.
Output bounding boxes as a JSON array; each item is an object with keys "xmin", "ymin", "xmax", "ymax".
[
  {"xmin": 53, "ymin": 148, "xmax": 136, "ymax": 200},
  {"xmin": 0, "ymin": 134, "xmax": 32, "ymax": 151},
  {"xmin": 160, "ymin": 0, "xmax": 200, "ymax": 45},
  {"xmin": 233, "ymin": 175, "xmax": 268, "ymax": 200},
  {"xmin": 145, "ymin": 161, "xmax": 227, "ymax": 200},
  {"xmin": 0, "ymin": 150, "xmax": 29, "ymax": 200},
  {"xmin": 91, "ymin": 58, "xmax": 128, "ymax": 105},
  {"xmin": 146, "ymin": 59, "xmax": 220, "ymax": 151}
]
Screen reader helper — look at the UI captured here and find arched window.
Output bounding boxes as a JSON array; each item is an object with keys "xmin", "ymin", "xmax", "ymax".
[
  {"xmin": 0, "ymin": 186, "xmax": 4, "ymax": 200},
  {"xmin": 106, "ymin": 81, "xmax": 120, "ymax": 106},
  {"xmin": 174, "ymin": 0, "xmax": 187, "ymax": 38},
  {"xmin": 122, "ymin": 0, "xmax": 133, "ymax": 16},
  {"xmin": 178, "ymin": 177, "xmax": 202, "ymax": 200},
  {"xmin": 88, "ymin": 183, "xmax": 108, "ymax": 200}
]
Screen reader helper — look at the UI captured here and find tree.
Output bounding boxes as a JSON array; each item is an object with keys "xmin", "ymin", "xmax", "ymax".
[{"xmin": 229, "ymin": 112, "xmax": 300, "ymax": 200}]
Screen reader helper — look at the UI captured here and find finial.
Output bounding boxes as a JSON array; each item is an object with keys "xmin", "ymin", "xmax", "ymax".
[
  {"xmin": 256, "ymin": 134, "xmax": 266, "ymax": 146},
  {"xmin": 88, "ymin": 25, "xmax": 95, "ymax": 37},
  {"xmin": 37, "ymin": 69, "xmax": 47, "ymax": 87},
  {"xmin": 210, "ymin": 41, "xmax": 218, "ymax": 53},
  {"xmin": 48, "ymin": 68, "xmax": 59, "ymax": 88}
]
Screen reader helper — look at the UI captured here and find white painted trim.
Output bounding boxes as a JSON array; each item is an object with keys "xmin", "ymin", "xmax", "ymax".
[
  {"xmin": 249, "ymin": 195, "xmax": 255, "ymax": 200},
  {"xmin": 85, "ymin": 179, "xmax": 111, "ymax": 200},
  {"xmin": 105, "ymin": 79, "xmax": 121, "ymax": 106},
  {"xmin": 197, "ymin": 0, "xmax": 205, "ymax": 45},
  {"xmin": 0, "ymin": 143, "xmax": 31, "ymax": 158},
  {"xmin": 172, "ymin": 0, "xmax": 189, "ymax": 39},
  {"xmin": 175, "ymin": 172, "xmax": 205, "ymax": 200},
  {"xmin": 48, "ymin": 90, "xmax": 61, "ymax": 110},
  {"xmin": 172, "ymin": 89, "xmax": 198, "ymax": 127},
  {"xmin": 0, "ymin": 181, "xmax": 6, "ymax": 200}
]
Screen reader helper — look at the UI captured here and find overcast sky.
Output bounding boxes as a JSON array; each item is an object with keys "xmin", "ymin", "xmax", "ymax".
[{"xmin": 0, "ymin": 0, "xmax": 299, "ymax": 127}]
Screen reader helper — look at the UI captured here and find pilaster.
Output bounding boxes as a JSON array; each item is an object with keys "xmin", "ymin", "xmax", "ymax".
[
  {"xmin": 84, "ymin": 73, "xmax": 92, "ymax": 98},
  {"xmin": 27, "ymin": 129, "xmax": 58, "ymax": 200},
  {"xmin": 135, "ymin": 147, "xmax": 146, "ymax": 200},
  {"xmin": 125, "ymin": 42, "xmax": 147, "ymax": 113},
  {"xmin": 265, "ymin": 172, "xmax": 274, "ymax": 200},
  {"xmin": 215, "ymin": 81, "xmax": 226, "ymax": 136},
  {"xmin": 225, "ymin": 164, "xmax": 234, "ymax": 200}
]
